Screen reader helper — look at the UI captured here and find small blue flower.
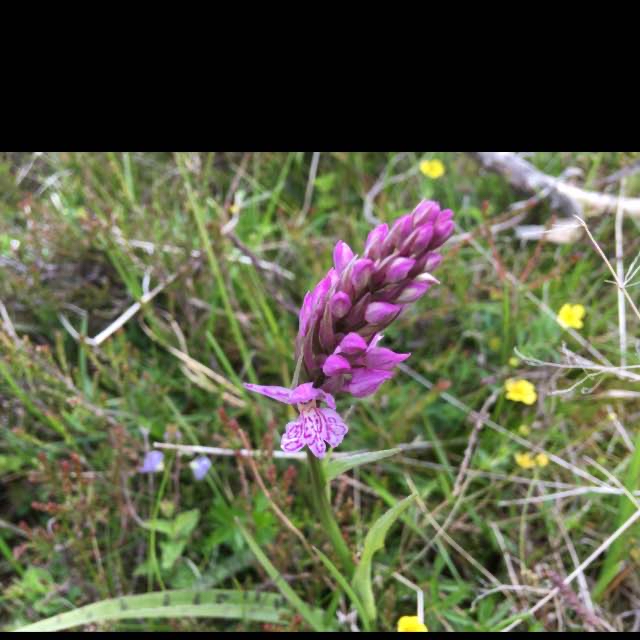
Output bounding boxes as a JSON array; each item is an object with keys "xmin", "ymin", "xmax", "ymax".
[
  {"xmin": 190, "ymin": 456, "xmax": 211, "ymax": 481},
  {"xmin": 139, "ymin": 450, "xmax": 164, "ymax": 473}
]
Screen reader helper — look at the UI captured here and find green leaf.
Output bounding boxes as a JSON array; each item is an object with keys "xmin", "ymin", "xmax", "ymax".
[
  {"xmin": 160, "ymin": 539, "xmax": 187, "ymax": 570},
  {"xmin": 312, "ymin": 547, "xmax": 371, "ymax": 632},
  {"xmin": 351, "ymin": 493, "xmax": 417, "ymax": 621},
  {"xmin": 141, "ymin": 518, "xmax": 174, "ymax": 536},
  {"xmin": 0, "ymin": 454, "xmax": 27, "ymax": 475},
  {"xmin": 235, "ymin": 519, "xmax": 326, "ymax": 631},
  {"xmin": 172, "ymin": 509, "xmax": 200, "ymax": 539},
  {"xmin": 11, "ymin": 589, "xmax": 296, "ymax": 632},
  {"xmin": 326, "ymin": 448, "xmax": 400, "ymax": 482},
  {"xmin": 314, "ymin": 173, "xmax": 337, "ymax": 192}
]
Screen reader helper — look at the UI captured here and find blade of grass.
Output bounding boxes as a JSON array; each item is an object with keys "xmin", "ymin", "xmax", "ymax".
[
  {"xmin": 312, "ymin": 546, "xmax": 372, "ymax": 631},
  {"xmin": 235, "ymin": 519, "xmax": 325, "ymax": 631},
  {"xmin": 12, "ymin": 588, "xmax": 292, "ymax": 632},
  {"xmin": 177, "ymin": 154, "xmax": 257, "ymax": 384},
  {"xmin": 592, "ymin": 430, "xmax": 640, "ymax": 601}
]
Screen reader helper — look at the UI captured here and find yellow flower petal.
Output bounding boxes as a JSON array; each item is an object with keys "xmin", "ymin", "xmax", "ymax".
[
  {"xmin": 508, "ymin": 357, "xmax": 521, "ymax": 368},
  {"xmin": 505, "ymin": 379, "xmax": 537, "ymax": 405},
  {"xmin": 514, "ymin": 452, "xmax": 536, "ymax": 470},
  {"xmin": 535, "ymin": 453, "xmax": 549, "ymax": 468},
  {"xmin": 518, "ymin": 424, "xmax": 531, "ymax": 436},
  {"xmin": 419, "ymin": 159, "xmax": 445, "ymax": 180},
  {"xmin": 398, "ymin": 616, "xmax": 428, "ymax": 632},
  {"xmin": 556, "ymin": 303, "xmax": 586, "ymax": 330}
]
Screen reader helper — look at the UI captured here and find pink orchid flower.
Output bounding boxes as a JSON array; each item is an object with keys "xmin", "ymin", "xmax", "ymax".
[{"xmin": 244, "ymin": 382, "xmax": 348, "ymax": 459}]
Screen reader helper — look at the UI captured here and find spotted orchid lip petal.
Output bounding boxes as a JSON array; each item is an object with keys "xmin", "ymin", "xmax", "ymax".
[
  {"xmin": 281, "ymin": 419, "xmax": 306, "ymax": 453},
  {"xmin": 319, "ymin": 408, "xmax": 348, "ymax": 448},
  {"xmin": 280, "ymin": 407, "xmax": 349, "ymax": 458}
]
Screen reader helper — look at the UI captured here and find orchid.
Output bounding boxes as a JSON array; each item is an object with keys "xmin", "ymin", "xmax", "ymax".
[
  {"xmin": 244, "ymin": 382, "xmax": 348, "ymax": 459},
  {"xmin": 245, "ymin": 199, "xmax": 455, "ymax": 459}
]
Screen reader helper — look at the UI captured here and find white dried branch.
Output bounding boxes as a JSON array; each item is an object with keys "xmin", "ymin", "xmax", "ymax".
[{"xmin": 471, "ymin": 152, "xmax": 640, "ymax": 219}]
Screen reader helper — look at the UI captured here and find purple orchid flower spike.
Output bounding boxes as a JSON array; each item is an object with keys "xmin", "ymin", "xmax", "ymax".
[
  {"xmin": 244, "ymin": 382, "xmax": 348, "ymax": 459},
  {"xmin": 247, "ymin": 199, "xmax": 454, "ymax": 459},
  {"xmin": 294, "ymin": 199, "xmax": 454, "ymax": 398}
]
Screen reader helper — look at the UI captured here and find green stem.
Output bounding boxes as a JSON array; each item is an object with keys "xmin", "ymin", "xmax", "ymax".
[{"xmin": 306, "ymin": 451, "xmax": 354, "ymax": 577}]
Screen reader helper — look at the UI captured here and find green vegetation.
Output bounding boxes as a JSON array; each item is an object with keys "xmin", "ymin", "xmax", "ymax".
[{"xmin": 1, "ymin": 152, "xmax": 639, "ymax": 631}]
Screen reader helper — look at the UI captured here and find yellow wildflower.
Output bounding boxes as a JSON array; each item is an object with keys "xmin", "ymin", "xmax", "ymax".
[
  {"xmin": 518, "ymin": 424, "xmax": 531, "ymax": 436},
  {"xmin": 419, "ymin": 159, "xmax": 445, "ymax": 180},
  {"xmin": 556, "ymin": 303, "xmax": 585, "ymax": 330},
  {"xmin": 505, "ymin": 379, "xmax": 537, "ymax": 405},
  {"xmin": 534, "ymin": 452, "xmax": 549, "ymax": 467},
  {"xmin": 489, "ymin": 336, "xmax": 501, "ymax": 352},
  {"xmin": 514, "ymin": 452, "xmax": 536, "ymax": 469},
  {"xmin": 397, "ymin": 616, "xmax": 428, "ymax": 632},
  {"xmin": 508, "ymin": 356, "xmax": 520, "ymax": 368}
]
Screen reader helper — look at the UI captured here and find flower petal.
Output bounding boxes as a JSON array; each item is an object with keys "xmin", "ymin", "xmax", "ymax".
[
  {"xmin": 351, "ymin": 258, "xmax": 374, "ymax": 291},
  {"xmin": 412, "ymin": 200, "xmax": 440, "ymax": 226},
  {"xmin": 301, "ymin": 411, "xmax": 327, "ymax": 458},
  {"xmin": 409, "ymin": 224, "xmax": 434, "ymax": 254},
  {"xmin": 364, "ymin": 346, "xmax": 411, "ymax": 370},
  {"xmin": 346, "ymin": 368, "xmax": 394, "ymax": 397},
  {"xmin": 281, "ymin": 419, "xmax": 306, "ymax": 452},
  {"xmin": 319, "ymin": 408, "xmax": 348, "ymax": 448},
  {"xmin": 297, "ymin": 291, "xmax": 313, "ymax": 337},
  {"xmin": 287, "ymin": 382, "xmax": 323, "ymax": 404},
  {"xmin": 323, "ymin": 354, "xmax": 352, "ymax": 376},
  {"xmin": 385, "ymin": 257, "xmax": 416, "ymax": 283},
  {"xmin": 244, "ymin": 383, "xmax": 294, "ymax": 404},
  {"xmin": 318, "ymin": 388, "xmax": 337, "ymax": 409},
  {"xmin": 330, "ymin": 291, "xmax": 352, "ymax": 319},
  {"xmin": 364, "ymin": 223, "xmax": 388, "ymax": 260},
  {"xmin": 139, "ymin": 450, "xmax": 164, "ymax": 473},
  {"xmin": 396, "ymin": 280, "xmax": 432, "ymax": 303},
  {"xmin": 333, "ymin": 241, "xmax": 355, "ymax": 274},
  {"xmin": 338, "ymin": 332, "xmax": 368, "ymax": 355},
  {"xmin": 189, "ymin": 456, "xmax": 211, "ymax": 481},
  {"xmin": 364, "ymin": 302, "xmax": 402, "ymax": 325}
]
